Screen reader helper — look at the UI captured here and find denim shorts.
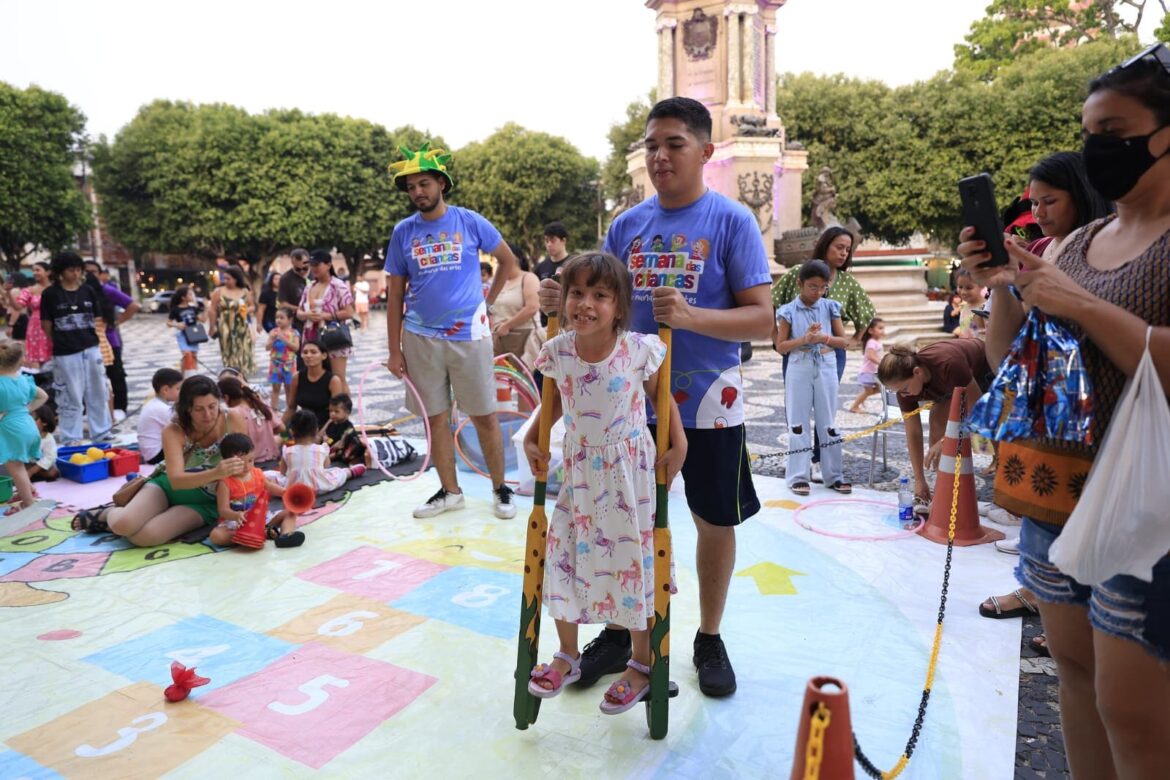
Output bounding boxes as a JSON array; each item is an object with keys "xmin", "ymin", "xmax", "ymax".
[{"xmin": 1016, "ymin": 517, "xmax": 1170, "ymax": 661}]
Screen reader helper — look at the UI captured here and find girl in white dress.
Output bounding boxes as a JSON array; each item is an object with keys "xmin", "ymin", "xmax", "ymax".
[{"xmin": 523, "ymin": 252, "xmax": 685, "ymax": 715}]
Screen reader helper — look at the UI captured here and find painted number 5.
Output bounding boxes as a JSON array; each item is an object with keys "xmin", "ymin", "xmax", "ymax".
[
  {"xmin": 267, "ymin": 675, "xmax": 349, "ymax": 716},
  {"xmin": 317, "ymin": 610, "xmax": 378, "ymax": 637},
  {"xmin": 75, "ymin": 713, "xmax": 167, "ymax": 757},
  {"xmin": 451, "ymin": 584, "xmax": 509, "ymax": 608}
]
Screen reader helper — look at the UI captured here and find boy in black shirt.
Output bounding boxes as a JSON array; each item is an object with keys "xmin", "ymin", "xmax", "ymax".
[{"xmin": 323, "ymin": 394, "xmax": 367, "ymax": 466}]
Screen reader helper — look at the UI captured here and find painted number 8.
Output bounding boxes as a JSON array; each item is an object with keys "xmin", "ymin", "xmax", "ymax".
[{"xmin": 451, "ymin": 584, "xmax": 509, "ymax": 608}]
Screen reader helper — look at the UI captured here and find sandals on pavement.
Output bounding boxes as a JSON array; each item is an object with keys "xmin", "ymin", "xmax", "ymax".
[
  {"xmin": 829, "ymin": 480, "xmax": 853, "ymax": 494},
  {"xmin": 979, "ymin": 588, "xmax": 1039, "ymax": 619},
  {"xmin": 528, "ymin": 651, "xmax": 583, "ymax": 699},
  {"xmin": 790, "ymin": 481, "xmax": 811, "ymax": 497},
  {"xmin": 599, "ymin": 659, "xmax": 651, "ymax": 714}
]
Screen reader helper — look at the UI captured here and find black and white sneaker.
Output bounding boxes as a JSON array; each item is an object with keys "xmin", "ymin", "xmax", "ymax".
[
  {"xmin": 493, "ymin": 484, "xmax": 517, "ymax": 519},
  {"xmin": 694, "ymin": 631, "xmax": 737, "ymax": 697},
  {"xmin": 575, "ymin": 628, "xmax": 632, "ymax": 688},
  {"xmin": 413, "ymin": 487, "xmax": 465, "ymax": 519}
]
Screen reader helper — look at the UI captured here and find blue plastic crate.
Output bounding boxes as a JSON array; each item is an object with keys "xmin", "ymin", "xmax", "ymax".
[
  {"xmin": 58, "ymin": 455, "xmax": 111, "ymax": 483},
  {"xmin": 59, "ymin": 443, "xmax": 111, "ymax": 458}
]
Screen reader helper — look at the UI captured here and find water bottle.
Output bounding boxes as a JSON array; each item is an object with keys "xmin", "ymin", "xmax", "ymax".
[{"xmin": 897, "ymin": 476, "xmax": 914, "ymax": 528}]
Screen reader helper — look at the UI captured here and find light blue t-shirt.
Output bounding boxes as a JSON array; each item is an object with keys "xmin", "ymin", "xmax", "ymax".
[
  {"xmin": 777, "ymin": 297, "xmax": 843, "ymax": 363},
  {"xmin": 604, "ymin": 190, "xmax": 771, "ymax": 429},
  {"xmin": 384, "ymin": 205, "xmax": 503, "ymax": 341}
]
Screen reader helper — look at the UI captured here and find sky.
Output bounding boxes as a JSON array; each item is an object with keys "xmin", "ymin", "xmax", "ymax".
[{"xmin": 0, "ymin": 0, "xmax": 1158, "ymax": 162}]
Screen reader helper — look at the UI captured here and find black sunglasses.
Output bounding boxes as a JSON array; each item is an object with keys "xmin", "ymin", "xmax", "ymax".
[{"xmin": 1119, "ymin": 42, "xmax": 1170, "ymax": 76}]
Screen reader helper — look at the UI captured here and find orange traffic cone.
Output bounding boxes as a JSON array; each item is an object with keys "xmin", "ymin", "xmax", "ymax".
[
  {"xmin": 790, "ymin": 676, "xmax": 855, "ymax": 780},
  {"xmin": 919, "ymin": 388, "xmax": 1004, "ymax": 546}
]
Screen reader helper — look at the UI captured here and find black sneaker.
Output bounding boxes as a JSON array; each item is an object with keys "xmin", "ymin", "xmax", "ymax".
[
  {"xmin": 574, "ymin": 628, "xmax": 631, "ymax": 688},
  {"xmin": 693, "ymin": 631, "xmax": 736, "ymax": 697}
]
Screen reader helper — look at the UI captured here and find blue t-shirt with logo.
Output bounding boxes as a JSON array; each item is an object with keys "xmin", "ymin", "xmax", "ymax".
[
  {"xmin": 604, "ymin": 190, "xmax": 771, "ymax": 429},
  {"xmin": 384, "ymin": 205, "xmax": 502, "ymax": 341}
]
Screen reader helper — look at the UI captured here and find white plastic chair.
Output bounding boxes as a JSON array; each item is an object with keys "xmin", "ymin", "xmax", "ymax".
[{"xmin": 869, "ymin": 387, "xmax": 906, "ymax": 486}]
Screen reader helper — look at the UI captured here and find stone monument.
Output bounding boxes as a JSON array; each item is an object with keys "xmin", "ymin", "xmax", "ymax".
[{"xmin": 628, "ymin": 0, "xmax": 808, "ymax": 264}]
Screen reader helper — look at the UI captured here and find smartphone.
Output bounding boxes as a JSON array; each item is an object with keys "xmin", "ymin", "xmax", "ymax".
[
  {"xmin": 958, "ymin": 173, "xmax": 1009, "ymax": 268},
  {"xmin": 971, "ymin": 309, "xmax": 990, "ymax": 319}
]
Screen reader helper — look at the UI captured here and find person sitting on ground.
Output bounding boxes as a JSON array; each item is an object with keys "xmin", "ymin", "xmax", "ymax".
[
  {"xmin": 774, "ymin": 260, "xmax": 851, "ymax": 496},
  {"xmin": 28, "ymin": 405, "xmax": 59, "ymax": 482},
  {"xmin": 265, "ymin": 409, "xmax": 365, "ymax": 494},
  {"xmin": 218, "ymin": 376, "xmax": 282, "ymax": 463},
  {"xmin": 0, "ymin": 341, "xmax": 51, "ymax": 512},
  {"xmin": 877, "ymin": 339, "xmax": 993, "ymax": 505},
  {"xmin": 138, "ymin": 368, "xmax": 183, "ymax": 465},
  {"xmin": 81, "ymin": 376, "xmax": 249, "ymax": 546},
  {"xmin": 323, "ymin": 394, "xmax": 367, "ymax": 467},
  {"xmin": 210, "ymin": 432, "xmax": 304, "ymax": 549},
  {"xmin": 282, "ymin": 340, "xmax": 342, "ymax": 432}
]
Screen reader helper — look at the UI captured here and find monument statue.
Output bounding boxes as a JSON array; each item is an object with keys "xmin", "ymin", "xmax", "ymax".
[{"xmin": 810, "ymin": 166, "xmax": 841, "ymax": 231}]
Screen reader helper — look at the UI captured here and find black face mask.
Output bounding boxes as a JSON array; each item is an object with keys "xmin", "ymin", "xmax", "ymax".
[{"xmin": 1082, "ymin": 128, "xmax": 1168, "ymax": 201}]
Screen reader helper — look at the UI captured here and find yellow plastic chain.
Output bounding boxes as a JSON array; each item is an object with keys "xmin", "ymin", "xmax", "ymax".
[{"xmin": 803, "ymin": 702, "xmax": 832, "ymax": 780}]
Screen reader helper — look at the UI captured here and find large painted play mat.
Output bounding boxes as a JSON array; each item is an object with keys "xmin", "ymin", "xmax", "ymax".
[{"xmin": 0, "ymin": 467, "xmax": 1020, "ymax": 778}]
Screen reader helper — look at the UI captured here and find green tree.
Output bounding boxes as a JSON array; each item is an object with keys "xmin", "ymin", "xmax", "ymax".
[
  {"xmin": 93, "ymin": 101, "xmax": 440, "ymax": 274},
  {"xmin": 602, "ymin": 93, "xmax": 653, "ymax": 205},
  {"xmin": 454, "ymin": 123, "xmax": 600, "ymax": 258},
  {"xmin": 1156, "ymin": 8, "xmax": 1170, "ymax": 41},
  {"xmin": 0, "ymin": 82, "xmax": 92, "ymax": 271},
  {"xmin": 954, "ymin": 0, "xmax": 1148, "ymax": 79},
  {"xmin": 776, "ymin": 36, "xmax": 1138, "ymax": 245}
]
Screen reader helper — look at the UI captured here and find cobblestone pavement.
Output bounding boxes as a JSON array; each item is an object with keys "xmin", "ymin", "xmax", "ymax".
[{"xmin": 111, "ymin": 310, "xmax": 1064, "ymax": 778}]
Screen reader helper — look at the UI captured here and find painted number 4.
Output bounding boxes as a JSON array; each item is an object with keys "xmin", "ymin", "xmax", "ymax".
[{"xmin": 267, "ymin": 675, "xmax": 350, "ymax": 716}]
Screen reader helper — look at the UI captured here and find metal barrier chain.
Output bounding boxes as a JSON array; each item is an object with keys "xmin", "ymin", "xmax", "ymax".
[
  {"xmin": 852, "ymin": 393, "xmax": 966, "ymax": 779},
  {"xmin": 754, "ymin": 403, "xmax": 934, "ymax": 462}
]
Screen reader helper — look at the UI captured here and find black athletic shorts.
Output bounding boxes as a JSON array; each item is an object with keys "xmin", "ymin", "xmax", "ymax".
[{"xmin": 648, "ymin": 422, "xmax": 759, "ymax": 527}]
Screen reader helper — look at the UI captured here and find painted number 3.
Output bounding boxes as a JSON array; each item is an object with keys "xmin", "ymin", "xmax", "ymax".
[
  {"xmin": 75, "ymin": 713, "xmax": 167, "ymax": 758},
  {"xmin": 451, "ymin": 584, "xmax": 508, "ymax": 608},
  {"xmin": 267, "ymin": 675, "xmax": 350, "ymax": 716}
]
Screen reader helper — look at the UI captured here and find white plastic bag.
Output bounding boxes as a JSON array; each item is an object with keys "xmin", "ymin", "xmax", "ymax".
[{"xmin": 1050, "ymin": 328, "xmax": 1170, "ymax": 584}]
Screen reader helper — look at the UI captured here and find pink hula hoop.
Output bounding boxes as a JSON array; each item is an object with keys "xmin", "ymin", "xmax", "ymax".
[
  {"xmin": 356, "ymin": 361, "xmax": 431, "ymax": 482},
  {"xmin": 792, "ymin": 497, "xmax": 924, "ymax": 541}
]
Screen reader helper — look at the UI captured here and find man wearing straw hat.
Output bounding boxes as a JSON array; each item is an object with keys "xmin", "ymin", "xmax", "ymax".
[{"xmin": 384, "ymin": 143, "xmax": 521, "ymax": 520}]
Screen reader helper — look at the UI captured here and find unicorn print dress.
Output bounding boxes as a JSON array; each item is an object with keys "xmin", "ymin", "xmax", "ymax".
[{"xmin": 534, "ymin": 330, "xmax": 676, "ymax": 631}]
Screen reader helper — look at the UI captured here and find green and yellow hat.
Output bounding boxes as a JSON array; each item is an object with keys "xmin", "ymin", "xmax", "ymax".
[{"xmin": 389, "ymin": 142, "xmax": 454, "ymax": 193}]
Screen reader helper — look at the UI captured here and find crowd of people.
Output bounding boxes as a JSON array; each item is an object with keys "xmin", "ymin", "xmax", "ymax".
[{"xmin": 2, "ymin": 43, "xmax": 1166, "ymax": 767}]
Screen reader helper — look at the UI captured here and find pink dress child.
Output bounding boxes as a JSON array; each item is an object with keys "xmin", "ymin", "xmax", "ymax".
[
  {"xmin": 16, "ymin": 288, "xmax": 52, "ymax": 364},
  {"xmin": 266, "ymin": 442, "xmax": 350, "ymax": 493},
  {"xmin": 534, "ymin": 330, "xmax": 676, "ymax": 631}
]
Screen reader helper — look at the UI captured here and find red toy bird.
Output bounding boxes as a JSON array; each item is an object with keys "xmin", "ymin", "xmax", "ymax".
[{"xmin": 164, "ymin": 661, "xmax": 210, "ymax": 702}]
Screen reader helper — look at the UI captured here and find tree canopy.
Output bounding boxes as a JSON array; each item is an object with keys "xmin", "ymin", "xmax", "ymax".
[
  {"xmin": 777, "ymin": 35, "xmax": 1138, "ymax": 245},
  {"xmin": 92, "ymin": 102, "xmax": 441, "ymax": 268},
  {"xmin": 0, "ymin": 82, "xmax": 92, "ymax": 271},
  {"xmin": 954, "ymin": 0, "xmax": 1160, "ymax": 79},
  {"xmin": 452, "ymin": 123, "xmax": 601, "ymax": 259}
]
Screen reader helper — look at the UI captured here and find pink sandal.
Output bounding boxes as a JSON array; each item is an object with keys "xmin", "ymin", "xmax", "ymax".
[
  {"xmin": 599, "ymin": 659, "xmax": 651, "ymax": 714},
  {"xmin": 528, "ymin": 651, "xmax": 582, "ymax": 699}
]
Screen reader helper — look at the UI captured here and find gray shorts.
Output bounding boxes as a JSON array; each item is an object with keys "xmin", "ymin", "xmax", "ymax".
[{"xmin": 402, "ymin": 330, "xmax": 495, "ymax": 418}]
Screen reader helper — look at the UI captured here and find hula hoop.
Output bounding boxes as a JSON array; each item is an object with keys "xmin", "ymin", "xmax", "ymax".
[
  {"xmin": 495, "ymin": 353, "xmax": 537, "ymax": 396},
  {"xmin": 451, "ymin": 409, "xmax": 529, "ymax": 485},
  {"xmin": 792, "ymin": 497, "xmax": 924, "ymax": 541},
  {"xmin": 355, "ymin": 361, "xmax": 431, "ymax": 482}
]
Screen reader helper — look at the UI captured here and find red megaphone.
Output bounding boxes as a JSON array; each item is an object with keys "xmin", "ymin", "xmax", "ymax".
[{"xmin": 284, "ymin": 482, "xmax": 317, "ymax": 514}]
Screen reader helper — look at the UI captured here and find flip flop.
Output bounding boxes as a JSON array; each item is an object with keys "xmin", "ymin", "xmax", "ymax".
[
  {"xmin": 979, "ymin": 588, "xmax": 1038, "ymax": 619},
  {"xmin": 528, "ymin": 651, "xmax": 583, "ymax": 699},
  {"xmin": 829, "ymin": 480, "xmax": 853, "ymax": 494},
  {"xmin": 599, "ymin": 659, "xmax": 651, "ymax": 714},
  {"xmin": 275, "ymin": 532, "xmax": 305, "ymax": 548},
  {"xmin": 790, "ymin": 481, "xmax": 811, "ymax": 497},
  {"xmin": 1030, "ymin": 633, "xmax": 1050, "ymax": 658}
]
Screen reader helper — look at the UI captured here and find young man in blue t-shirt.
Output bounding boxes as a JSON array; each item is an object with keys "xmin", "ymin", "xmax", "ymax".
[
  {"xmin": 384, "ymin": 145, "xmax": 521, "ymax": 520},
  {"xmin": 539, "ymin": 98, "xmax": 774, "ymax": 697}
]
